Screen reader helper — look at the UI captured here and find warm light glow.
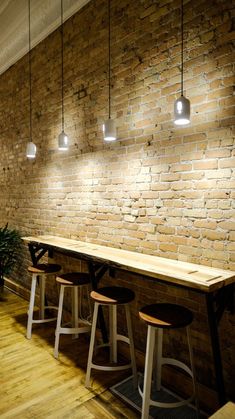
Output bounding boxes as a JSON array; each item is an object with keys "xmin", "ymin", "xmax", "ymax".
[
  {"xmin": 26, "ymin": 141, "xmax": 37, "ymax": 158},
  {"xmin": 58, "ymin": 131, "xmax": 69, "ymax": 150},
  {"xmin": 174, "ymin": 118, "xmax": 190, "ymax": 125},
  {"xmin": 174, "ymin": 95, "xmax": 190, "ymax": 126},
  {"xmin": 103, "ymin": 119, "xmax": 116, "ymax": 142}
]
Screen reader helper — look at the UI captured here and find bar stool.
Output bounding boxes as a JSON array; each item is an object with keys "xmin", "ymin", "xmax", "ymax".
[
  {"xmin": 54, "ymin": 272, "xmax": 91, "ymax": 358},
  {"xmin": 139, "ymin": 303, "xmax": 198, "ymax": 419},
  {"xmin": 26, "ymin": 263, "xmax": 61, "ymax": 339},
  {"xmin": 85, "ymin": 286, "xmax": 137, "ymax": 388}
]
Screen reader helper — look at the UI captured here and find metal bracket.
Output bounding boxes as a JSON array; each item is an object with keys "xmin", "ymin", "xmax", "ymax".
[{"xmin": 28, "ymin": 243, "xmax": 52, "ymax": 265}]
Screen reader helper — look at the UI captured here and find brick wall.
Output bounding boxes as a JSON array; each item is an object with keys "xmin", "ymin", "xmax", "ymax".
[{"xmin": 0, "ymin": 0, "xmax": 234, "ymax": 409}]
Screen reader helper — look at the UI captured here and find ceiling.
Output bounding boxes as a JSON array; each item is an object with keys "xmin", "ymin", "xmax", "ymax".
[{"xmin": 0, "ymin": 0, "xmax": 91, "ymax": 76}]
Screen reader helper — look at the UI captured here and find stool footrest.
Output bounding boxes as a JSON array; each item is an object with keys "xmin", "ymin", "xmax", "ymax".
[
  {"xmin": 32, "ymin": 317, "xmax": 57, "ymax": 324},
  {"xmin": 96, "ymin": 334, "xmax": 130, "ymax": 351},
  {"xmin": 27, "ymin": 305, "xmax": 58, "ymax": 315},
  {"xmin": 30, "ymin": 305, "xmax": 58, "ymax": 324},
  {"xmin": 91, "ymin": 362, "xmax": 132, "ymax": 372},
  {"xmin": 161, "ymin": 357, "xmax": 193, "ymax": 378},
  {"xmin": 116, "ymin": 334, "xmax": 130, "ymax": 345},
  {"xmin": 58, "ymin": 326, "xmax": 90, "ymax": 335}
]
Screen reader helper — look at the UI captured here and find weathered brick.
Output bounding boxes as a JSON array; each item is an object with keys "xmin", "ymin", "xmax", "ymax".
[
  {"xmin": 0, "ymin": 0, "xmax": 234, "ymax": 404},
  {"xmin": 193, "ymin": 160, "xmax": 218, "ymax": 170}
]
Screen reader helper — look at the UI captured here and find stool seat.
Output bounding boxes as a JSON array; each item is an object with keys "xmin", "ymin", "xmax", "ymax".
[
  {"xmin": 26, "ymin": 263, "xmax": 61, "ymax": 339},
  {"xmin": 54, "ymin": 272, "xmax": 91, "ymax": 359},
  {"xmin": 85, "ymin": 286, "xmax": 137, "ymax": 388},
  {"xmin": 139, "ymin": 302, "xmax": 198, "ymax": 419},
  {"xmin": 28, "ymin": 264, "xmax": 61, "ymax": 274},
  {"xmin": 56, "ymin": 272, "xmax": 91, "ymax": 286},
  {"xmin": 139, "ymin": 303, "xmax": 193, "ymax": 329},
  {"xmin": 91, "ymin": 286, "xmax": 135, "ymax": 305}
]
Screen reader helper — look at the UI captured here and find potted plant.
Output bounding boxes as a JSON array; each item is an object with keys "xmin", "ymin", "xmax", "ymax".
[{"xmin": 0, "ymin": 223, "xmax": 22, "ymax": 295}]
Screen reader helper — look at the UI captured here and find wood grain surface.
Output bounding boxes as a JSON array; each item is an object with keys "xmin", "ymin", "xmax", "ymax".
[
  {"xmin": 0, "ymin": 289, "xmax": 139, "ymax": 419},
  {"xmin": 23, "ymin": 235, "xmax": 235, "ymax": 292}
]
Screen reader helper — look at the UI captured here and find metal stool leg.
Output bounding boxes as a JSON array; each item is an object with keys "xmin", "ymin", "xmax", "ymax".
[
  {"xmin": 109, "ymin": 305, "xmax": 117, "ymax": 363},
  {"xmin": 87, "ymin": 285, "xmax": 92, "ymax": 322},
  {"xmin": 54, "ymin": 285, "xmax": 65, "ymax": 359},
  {"xmin": 187, "ymin": 326, "xmax": 200, "ymax": 419},
  {"xmin": 39, "ymin": 275, "xmax": 45, "ymax": 320},
  {"xmin": 72, "ymin": 286, "xmax": 79, "ymax": 339},
  {"xmin": 125, "ymin": 304, "xmax": 138, "ymax": 388},
  {"xmin": 156, "ymin": 328, "xmax": 163, "ymax": 391},
  {"xmin": 141, "ymin": 325, "xmax": 156, "ymax": 419},
  {"xmin": 26, "ymin": 273, "xmax": 37, "ymax": 339},
  {"xmin": 85, "ymin": 302, "xmax": 99, "ymax": 388}
]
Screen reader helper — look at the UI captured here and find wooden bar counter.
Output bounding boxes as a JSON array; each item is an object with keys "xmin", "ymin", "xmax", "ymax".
[
  {"xmin": 23, "ymin": 235, "xmax": 234, "ymax": 292},
  {"xmin": 23, "ymin": 235, "xmax": 235, "ymax": 407}
]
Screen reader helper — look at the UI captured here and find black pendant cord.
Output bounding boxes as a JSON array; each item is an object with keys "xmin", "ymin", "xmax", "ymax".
[
  {"xmin": 61, "ymin": 0, "xmax": 64, "ymax": 132},
  {"xmin": 108, "ymin": 0, "xmax": 111, "ymax": 119},
  {"xmin": 28, "ymin": 0, "xmax": 32, "ymax": 142},
  {"xmin": 181, "ymin": 0, "xmax": 184, "ymax": 97}
]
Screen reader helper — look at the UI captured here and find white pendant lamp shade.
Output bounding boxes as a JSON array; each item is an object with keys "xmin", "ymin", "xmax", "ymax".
[
  {"xmin": 103, "ymin": 118, "xmax": 116, "ymax": 142},
  {"xmin": 174, "ymin": 95, "xmax": 190, "ymax": 125},
  {"xmin": 174, "ymin": 0, "xmax": 190, "ymax": 126},
  {"xmin": 26, "ymin": 1, "xmax": 36, "ymax": 159},
  {"xmin": 103, "ymin": 0, "xmax": 116, "ymax": 142},
  {"xmin": 58, "ymin": 0, "xmax": 69, "ymax": 150},
  {"xmin": 26, "ymin": 141, "xmax": 37, "ymax": 158},
  {"xmin": 58, "ymin": 130, "xmax": 69, "ymax": 150}
]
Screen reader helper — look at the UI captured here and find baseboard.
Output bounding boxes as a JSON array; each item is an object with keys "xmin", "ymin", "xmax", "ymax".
[{"xmin": 5, "ymin": 277, "xmax": 30, "ymax": 301}]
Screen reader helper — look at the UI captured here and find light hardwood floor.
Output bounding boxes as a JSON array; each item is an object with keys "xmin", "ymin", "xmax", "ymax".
[{"xmin": 0, "ymin": 289, "xmax": 139, "ymax": 418}]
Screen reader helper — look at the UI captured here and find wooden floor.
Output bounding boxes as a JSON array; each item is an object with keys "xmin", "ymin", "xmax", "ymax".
[{"xmin": 0, "ymin": 289, "xmax": 139, "ymax": 418}]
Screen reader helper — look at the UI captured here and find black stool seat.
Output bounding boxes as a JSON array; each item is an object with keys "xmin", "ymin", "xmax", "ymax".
[
  {"xmin": 139, "ymin": 303, "xmax": 193, "ymax": 329},
  {"xmin": 56, "ymin": 272, "xmax": 90, "ymax": 286},
  {"xmin": 28, "ymin": 263, "xmax": 61, "ymax": 274},
  {"xmin": 91, "ymin": 286, "xmax": 135, "ymax": 305}
]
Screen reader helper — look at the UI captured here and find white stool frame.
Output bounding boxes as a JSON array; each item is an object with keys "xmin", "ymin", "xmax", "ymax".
[
  {"xmin": 54, "ymin": 283, "xmax": 91, "ymax": 358},
  {"xmin": 27, "ymin": 272, "xmax": 59, "ymax": 339},
  {"xmin": 140, "ymin": 326, "xmax": 199, "ymax": 419},
  {"xmin": 85, "ymin": 301, "xmax": 137, "ymax": 388}
]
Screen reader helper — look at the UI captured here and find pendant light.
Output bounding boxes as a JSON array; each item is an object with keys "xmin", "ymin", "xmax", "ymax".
[
  {"xmin": 103, "ymin": 0, "xmax": 116, "ymax": 142},
  {"xmin": 58, "ymin": 0, "xmax": 69, "ymax": 150},
  {"xmin": 174, "ymin": 0, "xmax": 190, "ymax": 126},
  {"xmin": 26, "ymin": 0, "xmax": 37, "ymax": 159}
]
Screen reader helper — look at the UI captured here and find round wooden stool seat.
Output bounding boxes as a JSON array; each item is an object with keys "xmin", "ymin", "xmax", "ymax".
[
  {"xmin": 139, "ymin": 303, "xmax": 198, "ymax": 418},
  {"xmin": 28, "ymin": 263, "xmax": 61, "ymax": 274},
  {"xmin": 90, "ymin": 286, "xmax": 135, "ymax": 305},
  {"xmin": 26, "ymin": 263, "xmax": 61, "ymax": 340},
  {"xmin": 139, "ymin": 303, "xmax": 193, "ymax": 329},
  {"xmin": 85, "ymin": 286, "xmax": 137, "ymax": 388},
  {"xmin": 56, "ymin": 272, "xmax": 90, "ymax": 286},
  {"xmin": 54, "ymin": 271, "xmax": 91, "ymax": 358}
]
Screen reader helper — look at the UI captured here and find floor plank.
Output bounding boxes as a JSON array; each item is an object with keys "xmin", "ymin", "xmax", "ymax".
[{"xmin": 0, "ymin": 289, "xmax": 139, "ymax": 418}]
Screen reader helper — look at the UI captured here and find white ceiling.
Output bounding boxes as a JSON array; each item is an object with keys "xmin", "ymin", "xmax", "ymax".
[{"xmin": 0, "ymin": 0, "xmax": 91, "ymax": 76}]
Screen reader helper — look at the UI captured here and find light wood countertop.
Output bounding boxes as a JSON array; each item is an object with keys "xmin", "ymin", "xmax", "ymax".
[{"xmin": 23, "ymin": 235, "xmax": 235, "ymax": 293}]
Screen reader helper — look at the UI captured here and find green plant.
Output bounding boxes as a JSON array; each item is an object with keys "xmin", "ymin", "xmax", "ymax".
[{"xmin": 0, "ymin": 223, "xmax": 22, "ymax": 291}]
